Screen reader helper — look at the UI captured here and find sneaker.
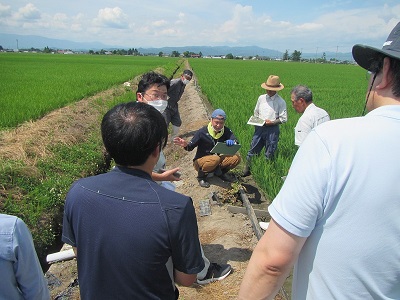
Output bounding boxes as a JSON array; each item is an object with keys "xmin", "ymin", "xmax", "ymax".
[
  {"xmin": 259, "ymin": 221, "xmax": 270, "ymax": 230},
  {"xmin": 198, "ymin": 179, "xmax": 210, "ymax": 188},
  {"xmin": 197, "ymin": 263, "xmax": 232, "ymax": 285}
]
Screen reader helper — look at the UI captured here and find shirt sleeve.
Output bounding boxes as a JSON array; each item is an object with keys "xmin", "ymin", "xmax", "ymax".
[
  {"xmin": 294, "ymin": 116, "xmax": 312, "ymax": 146},
  {"xmin": 166, "ymin": 198, "xmax": 205, "ymax": 274},
  {"xmin": 268, "ymin": 130, "xmax": 330, "ymax": 237},
  {"xmin": 61, "ymin": 184, "xmax": 78, "ymax": 247},
  {"xmin": 277, "ymin": 97, "xmax": 288, "ymax": 123},
  {"xmin": 13, "ymin": 218, "xmax": 50, "ymax": 300},
  {"xmin": 185, "ymin": 129, "xmax": 201, "ymax": 151}
]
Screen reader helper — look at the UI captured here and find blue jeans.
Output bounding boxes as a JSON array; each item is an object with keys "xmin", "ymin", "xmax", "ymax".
[{"xmin": 247, "ymin": 125, "xmax": 280, "ymax": 160}]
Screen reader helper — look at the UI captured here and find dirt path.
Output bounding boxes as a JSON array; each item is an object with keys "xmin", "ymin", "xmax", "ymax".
[
  {"xmin": 162, "ymin": 75, "xmax": 260, "ymax": 299},
  {"xmin": 43, "ymin": 69, "xmax": 272, "ymax": 299}
]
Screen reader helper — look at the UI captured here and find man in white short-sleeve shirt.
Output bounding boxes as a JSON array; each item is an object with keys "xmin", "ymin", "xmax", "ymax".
[
  {"xmin": 239, "ymin": 22, "xmax": 400, "ymax": 299},
  {"xmin": 291, "ymin": 85, "xmax": 330, "ymax": 146}
]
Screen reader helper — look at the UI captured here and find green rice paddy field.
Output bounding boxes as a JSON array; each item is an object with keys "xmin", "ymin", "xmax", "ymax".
[
  {"xmin": 189, "ymin": 58, "xmax": 367, "ymax": 198},
  {"xmin": 1, "ymin": 53, "xmax": 368, "ymax": 200}
]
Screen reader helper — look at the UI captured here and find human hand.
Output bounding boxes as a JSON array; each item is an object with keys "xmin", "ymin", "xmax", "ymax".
[
  {"xmin": 225, "ymin": 139, "xmax": 235, "ymax": 146},
  {"xmin": 158, "ymin": 168, "xmax": 182, "ymax": 181},
  {"xmin": 173, "ymin": 137, "xmax": 187, "ymax": 147}
]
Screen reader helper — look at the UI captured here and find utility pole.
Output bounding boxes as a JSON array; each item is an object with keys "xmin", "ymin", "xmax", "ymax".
[
  {"xmin": 315, "ymin": 47, "xmax": 318, "ymax": 63},
  {"xmin": 335, "ymin": 45, "xmax": 338, "ymax": 63},
  {"xmin": 16, "ymin": 39, "xmax": 18, "ymax": 51}
]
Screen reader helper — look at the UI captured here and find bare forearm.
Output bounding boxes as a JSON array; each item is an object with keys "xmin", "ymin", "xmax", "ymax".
[
  {"xmin": 174, "ymin": 269, "xmax": 196, "ymax": 286},
  {"xmin": 239, "ymin": 220, "xmax": 306, "ymax": 299},
  {"xmin": 238, "ymin": 248, "xmax": 291, "ymax": 299}
]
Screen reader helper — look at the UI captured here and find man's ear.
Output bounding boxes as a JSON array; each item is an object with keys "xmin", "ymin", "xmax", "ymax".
[
  {"xmin": 151, "ymin": 144, "xmax": 160, "ymax": 158},
  {"xmin": 376, "ymin": 57, "xmax": 392, "ymax": 90},
  {"xmin": 137, "ymin": 92, "xmax": 144, "ymax": 102}
]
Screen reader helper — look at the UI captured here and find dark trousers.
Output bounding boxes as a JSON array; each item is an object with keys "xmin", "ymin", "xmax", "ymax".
[{"xmin": 246, "ymin": 125, "xmax": 280, "ymax": 160}]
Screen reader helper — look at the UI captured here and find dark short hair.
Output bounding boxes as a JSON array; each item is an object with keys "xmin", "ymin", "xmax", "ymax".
[
  {"xmin": 101, "ymin": 102, "xmax": 168, "ymax": 166},
  {"xmin": 291, "ymin": 85, "xmax": 313, "ymax": 103},
  {"xmin": 136, "ymin": 72, "xmax": 170, "ymax": 99},
  {"xmin": 369, "ymin": 55, "xmax": 400, "ymax": 97},
  {"xmin": 183, "ymin": 69, "xmax": 193, "ymax": 78},
  {"xmin": 391, "ymin": 57, "xmax": 400, "ymax": 97}
]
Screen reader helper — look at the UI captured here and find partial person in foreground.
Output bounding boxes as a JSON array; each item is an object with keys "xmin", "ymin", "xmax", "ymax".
[
  {"xmin": 239, "ymin": 22, "xmax": 400, "ymax": 299},
  {"xmin": 163, "ymin": 69, "xmax": 193, "ymax": 141},
  {"xmin": 243, "ymin": 75, "xmax": 287, "ymax": 176},
  {"xmin": 62, "ymin": 102, "xmax": 205, "ymax": 299},
  {"xmin": 174, "ymin": 109, "xmax": 241, "ymax": 188},
  {"xmin": 291, "ymin": 85, "xmax": 330, "ymax": 146},
  {"xmin": 135, "ymin": 71, "xmax": 232, "ymax": 285},
  {"xmin": 0, "ymin": 213, "xmax": 50, "ymax": 300}
]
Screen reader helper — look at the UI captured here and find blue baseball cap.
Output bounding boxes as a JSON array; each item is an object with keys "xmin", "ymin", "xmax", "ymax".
[{"xmin": 211, "ymin": 109, "xmax": 226, "ymax": 120}]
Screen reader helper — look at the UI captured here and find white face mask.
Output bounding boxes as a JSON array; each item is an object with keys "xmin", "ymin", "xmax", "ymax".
[
  {"xmin": 147, "ymin": 100, "xmax": 168, "ymax": 113},
  {"xmin": 183, "ymin": 79, "xmax": 190, "ymax": 85}
]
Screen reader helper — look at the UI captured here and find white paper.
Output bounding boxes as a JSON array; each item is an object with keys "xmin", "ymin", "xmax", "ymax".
[{"xmin": 247, "ymin": 115, "xmax": 265, "ymax": 126}]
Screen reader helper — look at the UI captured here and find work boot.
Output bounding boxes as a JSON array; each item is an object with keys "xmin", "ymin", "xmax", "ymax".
[
  {"xmin": 213, "ymin": 166, "xmax": 223, "ymax": 176},
  {"xmin": 243, "ymin": 164, "xmax": 251, "ymax": 177},
  {"xmin": 217, "ymin": 169, "xmax": 235, "ymax": 182},
  {"xmin": 197, "ymin": 170, "xmax": 210, "ymax": 188}
]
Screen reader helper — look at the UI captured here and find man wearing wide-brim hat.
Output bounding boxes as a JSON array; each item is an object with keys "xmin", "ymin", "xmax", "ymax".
[
  {"xmin": 239, "ymin": 22, "xmax": 400, "ymax": 299},
  {"xmin": 243, "ymin": 75, "xmax": 287, "ymax": 176}
]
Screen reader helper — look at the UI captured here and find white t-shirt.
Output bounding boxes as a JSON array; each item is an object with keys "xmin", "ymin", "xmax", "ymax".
[
  {"xmin": 269, "ymin": 105, "xmax": 400, "ymax": 299},
  {"xmin": 294, "ymin": 103, "xmax": 330, "ymax": 146}
]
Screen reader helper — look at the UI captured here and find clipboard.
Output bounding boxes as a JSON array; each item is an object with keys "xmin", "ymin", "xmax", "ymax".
[
  {"xmin": 247, "ymin": 115, "xmax": 265, "ymax": 126},
  {"xmin": 210, "ymin": 142, "xmax": 241, "ymax": 155}
]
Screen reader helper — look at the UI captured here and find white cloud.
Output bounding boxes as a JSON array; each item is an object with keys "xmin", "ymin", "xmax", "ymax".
[
  {"xmin": 0, "ymin": 1, "xmax": 398, "ymax": 52},
  {"xmin": 15, "ymin": 3, "xmax": 40, "ymax": 20},
  {"xmin": 0, "ymin": 3, "xmax": 11, "ymax": 17},
  {"xmin": 152, "ymin": 19, "xmax": 168, "ymax": 27},
  {"xmin": 93, "ymin": 7, "xmax": 129, "ymax": 29}
]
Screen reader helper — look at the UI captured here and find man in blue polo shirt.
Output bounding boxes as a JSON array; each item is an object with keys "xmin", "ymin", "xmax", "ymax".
[{"xmin": 62, "ymin": 102, "xmax": 204, "ymax": 299}]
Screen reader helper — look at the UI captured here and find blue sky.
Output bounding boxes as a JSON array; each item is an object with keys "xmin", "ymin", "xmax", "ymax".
[{"xmin": 0, "ymin": 0, "xmax": 399, "ymax": 53}]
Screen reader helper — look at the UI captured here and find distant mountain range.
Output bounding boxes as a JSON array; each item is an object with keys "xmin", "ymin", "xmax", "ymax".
[{"xmin": 0, "ymin": 33, "xmax": 353, "ymax": 61}]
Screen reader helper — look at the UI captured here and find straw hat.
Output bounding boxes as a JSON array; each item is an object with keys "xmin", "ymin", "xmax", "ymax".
[
  {"xmin": 352, "ymin": 22, "xmax": 400, "ymax": 71},
  {"xmin": 261, "ymin": 75, "xmax": 284, "ymax": 91}
]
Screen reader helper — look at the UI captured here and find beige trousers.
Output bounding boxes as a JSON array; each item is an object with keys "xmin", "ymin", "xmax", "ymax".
[{"xmin": 194, "ymin": 154, "xmax": 241, "ymax": 173}]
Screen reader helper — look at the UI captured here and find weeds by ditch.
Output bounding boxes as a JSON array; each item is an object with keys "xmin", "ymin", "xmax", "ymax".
[{"xmin": 0, "ymin": 134, "xmax": 107, "ymax": 261}]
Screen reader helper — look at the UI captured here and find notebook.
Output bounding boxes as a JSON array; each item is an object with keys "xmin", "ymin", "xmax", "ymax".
[{"xmin": 210, "ymin": 142, "xmax": 241, "ymax": 155}]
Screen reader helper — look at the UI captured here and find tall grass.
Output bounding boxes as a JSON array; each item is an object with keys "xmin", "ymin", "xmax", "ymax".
[
  {"xmin": 189, "ymin": 59, "xmax": 367, "ymax": 200},
  {"xmin": 0, "ymin": 53, "xmax": 180, "ymax": 129}
]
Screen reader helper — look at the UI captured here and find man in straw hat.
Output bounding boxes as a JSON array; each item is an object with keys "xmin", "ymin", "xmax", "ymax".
[
  {"xmin": 243, "ymin": 75, "xmax": 287, "ymax": 176},
  {"xmin": 239, "ymin": 22, "xmax": 400, "ymax": 299}
]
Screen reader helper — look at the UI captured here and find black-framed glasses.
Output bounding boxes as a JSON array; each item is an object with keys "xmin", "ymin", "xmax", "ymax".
[{"xmin": 143, "ymin": 93, "xmax": 169, "ymax": 101}]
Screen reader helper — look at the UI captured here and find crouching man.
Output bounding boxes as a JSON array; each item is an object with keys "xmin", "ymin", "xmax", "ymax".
[{"xmin": 174, "ymin": 109, "xmax": 241, "ymax": 188}]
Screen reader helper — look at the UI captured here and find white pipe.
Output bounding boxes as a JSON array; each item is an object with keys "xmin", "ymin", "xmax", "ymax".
[{"xmin": 46, "ymin": 249, "xmax": 76, "ymax": 264}]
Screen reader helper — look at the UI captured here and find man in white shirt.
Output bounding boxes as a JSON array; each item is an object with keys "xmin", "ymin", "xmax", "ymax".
[
  {"xmin": 239, "ymin": 22, "xmax": 400, "ymax": 300},
  {"xmin": 243, "ymin": 75, "xmax": 287, "ymax": 176},
  {"xmin": 291, "ymin": 85, "xmax": 330, "ymax": 146}
]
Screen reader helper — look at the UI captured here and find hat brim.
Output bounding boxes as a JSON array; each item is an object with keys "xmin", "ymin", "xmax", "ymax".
[
  {"xmin": 260, "ymin": 83, "xmax": 284, "ymax": 91},
  {"xmin": 352, "ymin": 44, "xmax": 400, "ymax": 70}
]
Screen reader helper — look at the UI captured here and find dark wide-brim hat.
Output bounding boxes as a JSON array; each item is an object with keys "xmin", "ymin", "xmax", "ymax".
[
  {"xmin": 261, "ymin": 75, "xmax": 284, "ymax": 91},
  {"xmin": 352, "ymin": 22, "xmax": 400, "ymax": 71}
]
